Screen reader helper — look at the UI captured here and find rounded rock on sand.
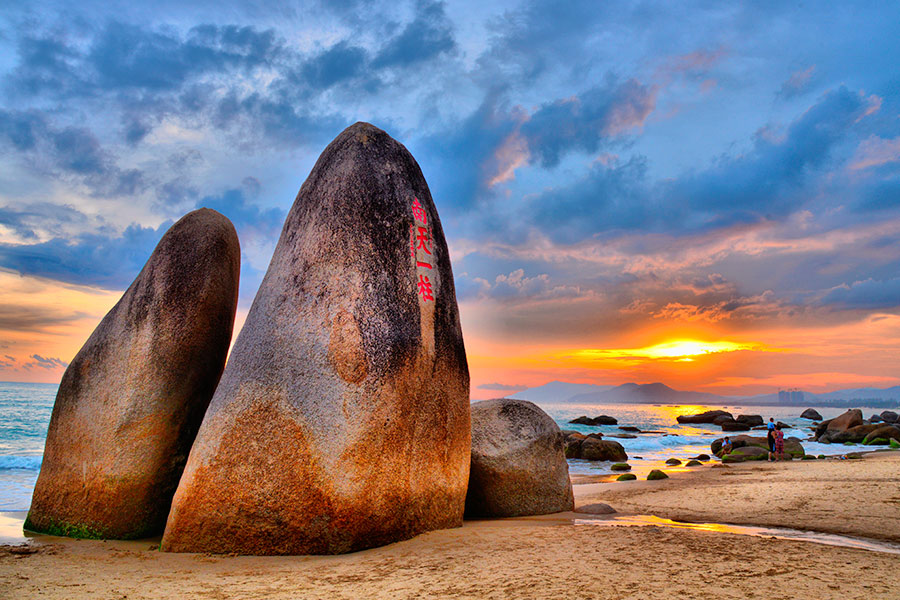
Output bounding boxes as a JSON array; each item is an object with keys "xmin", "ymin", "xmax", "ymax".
[{"xmin": 465, "ymin": 399, "xmax": 573, "ymax": 518}]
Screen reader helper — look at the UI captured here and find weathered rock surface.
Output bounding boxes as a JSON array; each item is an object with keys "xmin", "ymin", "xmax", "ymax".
[
  {"xmin": 881, "ymin": 411, "xmax": 899, "ymax": 423},
  {"xmin": 579, "ymin": 438, "xmax": 628, "ymax": 462},
  {"xmin": 26, "ymin": 209, "xmax": 240, "ymax": 540},
  {"xmin": 713, "ymin": 415, "xmax": 736, "ymax": 426},
  {"xmin": 677, "ymin": 410, "xmax": 732, "ymax": 424},
  {"xmin": 464, "ymin": 399, "xmax": 573, "ymax": 518},
  {"xmin": 647, "ymin": 470, "xmax": 669, "ymax": 480},
  {"xmin": 162, "ymin": 123, "xmax": 470, "ymax": 555},
  {"xmin": 721, "ymin": 421, "xmax": 752, "ymax": 432},
  {"xmin": 801, "ymin": 408, "xmax": 823, "ymax": 421}
]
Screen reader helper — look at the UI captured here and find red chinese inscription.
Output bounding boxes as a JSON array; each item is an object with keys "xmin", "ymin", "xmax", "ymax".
[
  {"xmin": 415, "ymin": 226, "xmax": 432, "ymax": 255},
  {"xmin": 417, "ymin": 275, "xmax": 434, "ymax": 302},
  {"xmin": 412, "ymin": 197, "xmax": 427, "ymax": 225}
]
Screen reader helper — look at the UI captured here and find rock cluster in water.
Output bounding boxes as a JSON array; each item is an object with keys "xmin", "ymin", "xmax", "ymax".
[
  {"xmin": 812, "ymin": 409, "xmax": 900, "ymax": 444},
  {"xmin": 161, "ymin": 123, "xmax": 470, "ymax": 555},
  {"xmin": 26, "ymin": 209, "xmax": 240, "ymax": 539},
  {"xmin": 465, "ymin": 399, "xmax": 573, "ymax": 518}
]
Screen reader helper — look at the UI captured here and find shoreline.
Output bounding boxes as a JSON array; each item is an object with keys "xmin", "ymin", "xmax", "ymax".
[{"xmin": 1, "ymin": 451, "xmax": 898, "ymax": 598}]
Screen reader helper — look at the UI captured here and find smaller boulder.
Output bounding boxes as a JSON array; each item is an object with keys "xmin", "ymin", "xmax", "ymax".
[
  {"xmin": 616, "ymin": 474, "xmax": 637, "ymax": 481},
  {"xmin": 800, "ymin": 408, "xmax": 823, "ymax": 421},
  {"xmin": 647, "ymin": 470, "xmax": 668, "ymax": 480},
  {"xmin": 618, "ymin": 426, "xmax": 641, "ymax": 432},
  {"xmin": 677, "ymin": 410, "xmax": 733, "ymax": 424},
  {"xmin": 721, "ymin": 421, "xmax": 751, "ymax": 432},
  {"xmin": 880, "ymin": 411, "xmax": 899, "ymax": 423},
  {"xmin": 862, "ymin": 426, "xmax": 900, "ymax": 445},
  {"xmin": 801, "ymin": 455, "xmax": 816, "ymax": 460},
  {"xmin": 692, "ymin": 454, "xmax": 711, "ymax": 461},
  {"xmin": 608, "ymin": 434, "xmax": 637, "ymax": 439},
  {"xmin": 569, "ymin": 415, "xmax": 617, "ymax": 426},
  {"xmin": 580, "ymin": 438, "xmax": 627, "ymax": 462},
  {"xmin": 685, "ymin": 460, "xmax": 702, "ymax": 467},
  {"xmin": 575, "ymin": 503, "xmax": 616, "ymax": 515},
  {"xmin": 665, "ymin": 458, "xmax": 682, "ymax": 466},
  {"xmin": 722, "ymin": 446, "xmax": 769, "ymax": 463},
  {"xmin": 869, "ymin": 414, "xmax": 883, "ymax": 423},
  {"xmin": 736, "ymin": 415, "xmax": 764, "ymax": 427},
  {"xmin": 829, "ymin": 424, "xmax": 880, "ymax": 443},
  {"xmin": 713, "ymin": 415, "xmax": 736, "ymax": 426},
  {"xmin": 610, "ymin": 463, "xmax": 631, "ymax": 471}
]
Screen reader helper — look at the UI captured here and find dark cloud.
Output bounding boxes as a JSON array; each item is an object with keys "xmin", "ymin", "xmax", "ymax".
[
  {"xmin": 521, "ymin": 77, "xmax": 657, "ymax": 168},
  {"xmin": 0, "ymin": 221, "xmax": 169, "ymax": 289},
  {"xmin": 23, "ymin": 354, "xmax": 69, "ymax": 370},
  {"xmin": 0, "ymin": 305, "xmax": 91, "ymax": 333},
  {"xmin": 371, "ymin": 0, "xmax": 455, "ymax": 69},
  {"xmin": 820, "ymin": 278, "xmax": 900, "ymax": 310}
]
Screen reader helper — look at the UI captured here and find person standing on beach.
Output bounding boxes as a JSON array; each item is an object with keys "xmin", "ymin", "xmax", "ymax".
[
  {"xmin": 774, "ymin": 426, "xmax": 785, "ymax": 461},
  {"xmin": 767, "ymin": 418, "xmax": 776, "ymax": 462}
]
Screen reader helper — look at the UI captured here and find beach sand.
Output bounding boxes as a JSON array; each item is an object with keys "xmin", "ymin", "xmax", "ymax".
[{"xmin": 2, "ymin": 452, "xmax": 898, "ymax": 599}]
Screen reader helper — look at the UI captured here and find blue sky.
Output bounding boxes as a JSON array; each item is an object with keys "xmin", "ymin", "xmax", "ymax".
[{"xmin": 1, "ymin": 1, "xmax": 900, "ymax": 395}]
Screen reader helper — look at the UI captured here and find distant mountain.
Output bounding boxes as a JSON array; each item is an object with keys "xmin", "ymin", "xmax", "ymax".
[
  {"xmin": 509, "ymin": 381, "xmax": 616, "ymax": 404},
  {"xmin": 568, "ymin": 382, "xmax": 730, "ymax": 405},
  {"xmin": 509, "ymin": 381, "xmax": 900, "ymax": 408}
]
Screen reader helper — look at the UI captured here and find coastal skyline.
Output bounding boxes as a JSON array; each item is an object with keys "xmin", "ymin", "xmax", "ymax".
[{"xmin": 2, "ymin": 1, "xmax": 900, "ymax": 399}]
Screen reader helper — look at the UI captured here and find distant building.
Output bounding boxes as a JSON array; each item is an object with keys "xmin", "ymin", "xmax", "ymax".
[{"xmin": 778, "ymin": 388, "xmax": 803, "ymax": 404}]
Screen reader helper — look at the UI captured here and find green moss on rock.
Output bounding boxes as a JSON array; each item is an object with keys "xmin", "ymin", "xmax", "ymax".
[
  {"xmin": 647, "ymin": 470, "xmax": 668, "ymax": 481},
  {"xmin": 610, "ymin": 463, "xmax": 631, "ymax": 471},
  {"xmin": 685, "ymin": 460, "xmax": 702, "ymax": 466},
  {"xmin": 616, "ymin": 473, "xmax": 637, "ymax": 481}
]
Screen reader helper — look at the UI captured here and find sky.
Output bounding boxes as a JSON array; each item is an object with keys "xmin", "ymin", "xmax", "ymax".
[{"xmin": 1, "ymin": 1, "xmax": 899, "ymax": 399}]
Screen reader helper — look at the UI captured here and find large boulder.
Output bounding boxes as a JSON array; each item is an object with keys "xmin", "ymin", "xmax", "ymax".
[
  {"xmin": 26, "ymin": 209, "xmax": 240, "ymax": 540},
  {"xmin": 161, "ymin": 123, "xmax": 470, "ymax": 555},
  {"xmin": 863, "ymin": 426, "xmax": 900, "ymax": 445},
  {"xmin": 677, "ymin": 410, "xmax": 732, "ymax": 424},
  {"xmin": 881, "ymin": 411, "xmax": 899, "ymax": 423},
  {"xmin": 721, "ymin": 421, "xmax": 752, "ymax": 432},
  {"xmin": 464, "ymin": 399, "xmax": 573, "ymax": 518},
  {"xmin": 736, "ymin": 415, "xmax": 764, "ymax": 427},
  {"xmin": 580, "ymin": 438, "xmax": 627, "ymax": 462},
  {"xmin": 825, "ymin": 424, "xmax": 880, "ymax": 444},
  {"xmin": 815, "ymin": 409, "xmax": 863, "ymax": 440},
  {"xmin": 800, "ymin": 408, "xmax": 823, "ymax": 421}
]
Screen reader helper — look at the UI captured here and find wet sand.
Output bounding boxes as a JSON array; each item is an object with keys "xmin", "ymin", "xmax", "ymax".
[{"xmin": 2, "ymin": 452, "xmax": 898, "ymax": 599}]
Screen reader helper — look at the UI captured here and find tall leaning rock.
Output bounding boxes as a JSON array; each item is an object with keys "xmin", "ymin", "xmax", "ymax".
[
  {"xmin": 162, "ymin": 122, "xmax": 470, "ymax": 555},
  {"xmin": 26, "ymin": 209, "xmax": 240, "ymax": 539}
]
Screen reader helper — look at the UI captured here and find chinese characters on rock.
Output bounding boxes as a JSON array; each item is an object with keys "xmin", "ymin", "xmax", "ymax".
[{"xmin": 410, "ymin": 197, "xmax": 434, "ymax": 303}]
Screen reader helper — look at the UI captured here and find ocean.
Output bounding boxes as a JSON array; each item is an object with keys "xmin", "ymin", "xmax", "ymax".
[{"xmin": 0, "ymin": 382, "xmax": 894, "ymax": 511}]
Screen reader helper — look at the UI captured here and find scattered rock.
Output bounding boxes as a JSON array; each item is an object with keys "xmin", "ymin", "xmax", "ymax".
[
  {"xmin": 800, "ymin": 408, "xmax": 823, "ymax": 421},
  {"xmin": 677, "ymin": 410, "xmax": 733, "ymax": 424},
  {"xmin": 713, "ymin": 415, "xmax": 735, "ymax": 426},
  {"xmin": 869, "ymin": 414, "xmax": 883, "ymax": 423},
  {"xmin": 846, "ymin": 453, "xmax": 864, "ymax": 459},
  {"xmin": 608, "ymin": 433, "xmax": 637, "ymax": 439},
  {"xmin": 828, "ymin": 424, "xmax": 881, "ymax": 444},
  {"xmin": 569, "ymin": 415, "xmax": 618, "ymax": 426},
  {"xmin": 692, "ymin": 454, "xmax": 711, "ymax": 461},
  {"xmin": 162, "ymin": 123, "xmax": 470, "ymax": 555},
  {"xmin": 610, "ymin": 463, "xmax": 631, "ymax": 471},
  {"xmin": 580, "ymin": 438, "xmax": 628, "ymax": 462},
  {"xmin": 575, "ymin": 503, "xmax": 616, "ymax": 515},
  {"xmin": 802, "ymin": 455, "xmax": 816, "ymax": 460},
  {"xmin": 736, "ymin": 415, "xmax": 764, "ymax": 427},
  {"xmin": 616, "ymin": 474, "xmax": 637, "ymax": 481},
  {"xmin": 881, "ymin": 411, "xmax": 899, "ymax": 424},
  {"xmin": 685, "ymin": 460, "xmax": 702, "ymax": 466},
  {"xmin": 618, "ymin": 426, "xmax": 641, "ymax": 432},
  {"xmin": 27, "ymin": 209, "xmax": 240, "ymax": 540},
  {"xmin": 815, "ymin": 409, "xmax": 863, "ymax": 441},
  {"xmin": 647, "ymin": 470, "xmax": 669, "ymax": 480},
  {"xmin": 721, "ymin": 421, "xmax": 752, "ymax": 432},
  {"xmin": 665, "ymin": 458, "xmax": 682, "ymax": 466}
]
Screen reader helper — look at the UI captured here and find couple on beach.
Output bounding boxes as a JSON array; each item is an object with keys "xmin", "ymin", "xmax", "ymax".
[{"xmin": 767, "ymin": 418, "xmax": 785, "ymax": 461}]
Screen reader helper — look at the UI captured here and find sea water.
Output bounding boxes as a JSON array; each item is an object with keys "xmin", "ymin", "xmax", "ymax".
[
  {"xmin": 0, "ymin": 382, "xmax": 55, "ymax": 510},
  {"xmin": 541, "ymin": 402, "xmax": 895, "ymax": 481},
  {"xmin": 0, "ymin": 381, "xmax": 895, "ymax": 510}
]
